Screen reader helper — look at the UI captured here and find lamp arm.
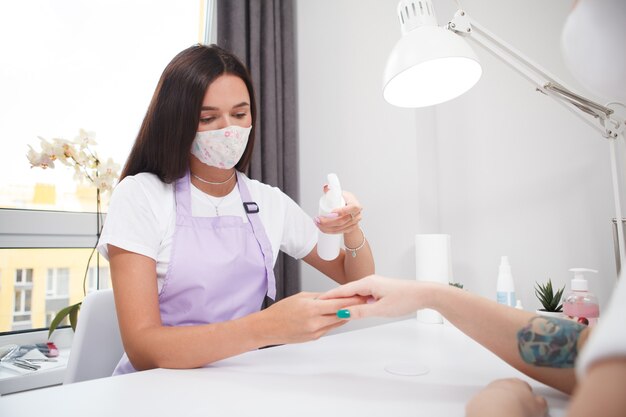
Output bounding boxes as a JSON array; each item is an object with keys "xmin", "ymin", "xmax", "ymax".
[
  {"xmin": 448, "ymin": 10, "xmax": 624, "ymax": 139},
  {"xmin": 449, "ymin": 9, "xmax": 626, "ymax": 281}
]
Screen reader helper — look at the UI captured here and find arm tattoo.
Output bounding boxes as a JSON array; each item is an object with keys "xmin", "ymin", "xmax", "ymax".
[{"xmin": 517, "ymin": 316, "xmax": 587, "ymax": 368}]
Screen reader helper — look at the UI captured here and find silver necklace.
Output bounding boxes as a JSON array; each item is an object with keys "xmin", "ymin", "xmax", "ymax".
[
  {"xmin": 206, "ymin": 195, "xmax": 226, "ymax": 216},
  {"xmin": 191, "ymin": 170, "xmax": 236, "ymax": 185},
  {"xmin": 191, "ymin": 172, "xmax": 236, "ymax": 216}
]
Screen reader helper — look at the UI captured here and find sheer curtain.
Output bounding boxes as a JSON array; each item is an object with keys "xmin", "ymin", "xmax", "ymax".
[{"xmin": 217, "ymin": 0, "xmax": 301, "ymax": 301}]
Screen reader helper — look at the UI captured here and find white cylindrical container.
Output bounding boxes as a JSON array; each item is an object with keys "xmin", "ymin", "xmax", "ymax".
[
  {"xmin": 415, "ymin": 234, "xmax": 453, "ymax": 324},
  {"xmin": 317, "ymin": 173, "xmax": 345, "ymax": 261},
  {"xmin": 496, "ymin": 256, "xmax": 516, "ymax": 307}
]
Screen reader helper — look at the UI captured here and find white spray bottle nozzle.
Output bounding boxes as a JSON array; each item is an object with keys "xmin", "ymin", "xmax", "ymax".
[
  {"xmin": 568, "ymin": 268, "xmax": 598, "ymax": 291},
  {"xmin": 322, "ymin": 173, "xmax": 343, "ymax": 211}
]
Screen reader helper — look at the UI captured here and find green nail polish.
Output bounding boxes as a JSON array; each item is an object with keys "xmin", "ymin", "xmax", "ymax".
[{"xmin": 337, "ymin": 309, "xmax": 351, "ymax": 319}]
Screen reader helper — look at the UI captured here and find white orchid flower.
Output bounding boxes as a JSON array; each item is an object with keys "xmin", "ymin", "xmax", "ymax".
[
  {"xmin": 27, "ymin": 145, "xmax": 55, "ymax": 168},
  {"xmin": 74, "ymin": 129, "xmax": 97, "ymax": 148},
  {"xmin": 27, "ymin": 129, "xmax": 119, "ymax": 194}
]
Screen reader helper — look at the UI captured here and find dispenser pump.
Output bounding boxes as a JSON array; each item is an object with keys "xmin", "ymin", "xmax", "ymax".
[
  {"xmin": 564, "ymin": 267, "xmax": 600, "ymax": 326},
  {"xmin": 569, "ymin": 268, "xmax": 598, "ymax": 291}
]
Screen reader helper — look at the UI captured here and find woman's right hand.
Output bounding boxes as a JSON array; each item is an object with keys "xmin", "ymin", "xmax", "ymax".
[{"xmin": 262, "ymin": 292, "xmax": 366, "ymax": 344}]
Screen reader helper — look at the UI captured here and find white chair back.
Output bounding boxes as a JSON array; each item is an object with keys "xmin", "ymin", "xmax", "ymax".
[{"xmin": 63, "ymin": 289, "xmax": 123, "ymax": 384}]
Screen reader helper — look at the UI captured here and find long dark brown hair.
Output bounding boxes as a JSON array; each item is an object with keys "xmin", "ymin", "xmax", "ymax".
[{"xmin": 120, "ymin": 44, "xmax": 257, "ymax": 183}]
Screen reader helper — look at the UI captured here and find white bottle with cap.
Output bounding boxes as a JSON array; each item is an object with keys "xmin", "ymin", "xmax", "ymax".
[
  {"xmin": 317, "ymin": 173, "xmax": 345, "ymax": 261},
  {"xmin": 496, "ymin": 256, "xmax": 516, "ymax": 307},
  {"xmin": 563, "ymin": 268, "xmax": 600, "ymax": 326}
]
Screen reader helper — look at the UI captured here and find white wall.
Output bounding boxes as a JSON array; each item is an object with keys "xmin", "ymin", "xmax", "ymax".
[
  {"xmin": 296, "ymin": 0, "xmax": 619, "ymax": 323},
  {"xmin": 296, "ymin": 0, "xmax": 431, "ymax": 329}
]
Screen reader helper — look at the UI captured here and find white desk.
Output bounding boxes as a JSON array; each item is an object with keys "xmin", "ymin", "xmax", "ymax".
[{"xmin": 0, "ymin": 319, "xmax": 569, "ymax": 417}]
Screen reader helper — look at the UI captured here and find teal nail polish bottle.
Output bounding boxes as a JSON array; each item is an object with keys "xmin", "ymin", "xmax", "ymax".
[{"xmin": 337, "ymin": 309, "xmax": 350, "ymax": 319}]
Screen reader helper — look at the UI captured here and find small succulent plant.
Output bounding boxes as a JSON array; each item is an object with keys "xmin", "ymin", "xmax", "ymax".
[{"xmin": 534, "ymin": 279, "xmax": 565, "ymax": 312}]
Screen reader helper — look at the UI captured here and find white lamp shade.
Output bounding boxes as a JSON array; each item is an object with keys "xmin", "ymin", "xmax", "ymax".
[{"xmin": 383, "ymin": 25, "xmax": 482, "ymax": 108}]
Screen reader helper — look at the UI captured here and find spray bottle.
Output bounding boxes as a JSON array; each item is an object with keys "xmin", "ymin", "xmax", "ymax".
[
  {"xmin": 563, "ymin": 268, "xmax": 600, "ymax": 326},
  {"xmin": 317, "ymin": 173, "xmax": 345, "ymax": 260},
  {"xmin": 496, "ymin": 256, "xmax": 516, "ymax": 307}
]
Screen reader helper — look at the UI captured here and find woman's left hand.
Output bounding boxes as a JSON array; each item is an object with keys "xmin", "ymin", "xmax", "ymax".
[{"xmin": 315, "ymin": 189, "xmax": 362, "ymax": 235}]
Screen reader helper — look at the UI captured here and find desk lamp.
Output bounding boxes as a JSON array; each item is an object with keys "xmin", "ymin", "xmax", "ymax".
[{"xmin": 383, "ymin": 0, "xmax": 626, "ymax": 281}]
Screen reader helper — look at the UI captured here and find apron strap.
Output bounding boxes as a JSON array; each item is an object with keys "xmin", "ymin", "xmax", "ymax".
[{"xmin": 236, "ymin": 171, "xmax": 277, "ymax": 300}]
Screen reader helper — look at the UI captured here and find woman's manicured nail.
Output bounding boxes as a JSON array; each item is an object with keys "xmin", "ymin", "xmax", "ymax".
[
  {"xmin": 321, "ymin": 213, "xmax": 339, "ymax": 218},
  {"xmin": 337, "ymin": 309, "xmax": 351, "ymax": 319},
  {"xmin": 314, "ymin": 217, "xmax": 321, "ymax": 224}
]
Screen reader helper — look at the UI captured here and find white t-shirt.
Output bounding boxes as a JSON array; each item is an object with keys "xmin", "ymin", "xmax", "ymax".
[
  {"xmin": 97, "ymin": 172, "xmax": 318, "ymax": 293},
  {"xmin": 576, "ymin": 275, "xmax": 626, "ymax": 378}
]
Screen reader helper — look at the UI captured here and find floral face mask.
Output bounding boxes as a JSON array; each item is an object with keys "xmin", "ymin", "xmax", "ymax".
[{"xmin": 191, "ymin": 125, "xmax": 252, "ymax": 169}]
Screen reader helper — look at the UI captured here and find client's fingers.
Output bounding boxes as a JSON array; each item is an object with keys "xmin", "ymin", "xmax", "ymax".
[{"xmin": 318, "ymin": 279, "xmax": 373, "ymax": 300}]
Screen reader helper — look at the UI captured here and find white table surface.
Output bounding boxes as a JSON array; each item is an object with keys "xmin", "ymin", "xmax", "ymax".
[{"xmin": 0, "ymin": 319, "xmax": 569, "ymax": 417}]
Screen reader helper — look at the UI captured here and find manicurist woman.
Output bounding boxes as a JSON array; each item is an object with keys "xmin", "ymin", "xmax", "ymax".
[{"xmin": 97, "ymin": 44, "xmax": 374, "ymax": 374}]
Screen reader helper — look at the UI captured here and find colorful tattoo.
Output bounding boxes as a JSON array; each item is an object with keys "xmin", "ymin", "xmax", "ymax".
[{"xmin": 517, "ymin": 316, "xmax": 586, "ymax": 368}]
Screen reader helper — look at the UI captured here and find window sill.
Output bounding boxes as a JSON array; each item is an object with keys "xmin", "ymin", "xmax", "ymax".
[
  {"xmin": 0, "ymin": 327, "xmax": 73, "ymax": 395},
  {"xmin": 0, "ymin": 348, "xmax": 69, "ymax": 395}
]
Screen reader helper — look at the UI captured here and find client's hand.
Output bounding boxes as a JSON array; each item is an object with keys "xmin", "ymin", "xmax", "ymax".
[
  {"xmin": 466, "ymin": 378, "xmax": 548, "ymax": 417},
  {"xmin": 318, "ymin": 275, "xmax": 435, "ymax": 319}
]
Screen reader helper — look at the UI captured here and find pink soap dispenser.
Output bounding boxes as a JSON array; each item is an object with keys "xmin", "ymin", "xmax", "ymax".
[{"xmin": 563, "ymin": 268, "xmax": 600, "ymax": 326}]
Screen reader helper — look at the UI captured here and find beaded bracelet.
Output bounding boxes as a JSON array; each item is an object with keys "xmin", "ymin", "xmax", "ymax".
[{"xmin": 344, "ymin": 228, "xmax": 366, "ymax": 258}]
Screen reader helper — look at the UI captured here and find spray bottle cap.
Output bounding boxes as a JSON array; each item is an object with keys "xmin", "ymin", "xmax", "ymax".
[
  {"xmin": 321, "ymin": 173, "xmax": 343, "ymax": 211},
  {"xmin": 499, "ymin": 256, "xmax": 511, "ymax": 274},
  {"xmin": 568, "ymin": 268, "xmax": 598, "ymax": 291}
]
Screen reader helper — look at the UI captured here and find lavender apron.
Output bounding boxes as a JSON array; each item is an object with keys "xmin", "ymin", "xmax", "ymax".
[{"xmin": 113, "ymin": 171, "xmax": 276, "ymax": 375}]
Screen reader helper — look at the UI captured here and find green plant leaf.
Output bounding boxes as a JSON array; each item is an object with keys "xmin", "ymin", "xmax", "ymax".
[
  {"xmin": 534, "ymin": 279, "xmax": 565, "ymax": 312},
  {"xmin": 69, "ymin": 303, "xmax": 81, "ymax": 332},
  {"xmin": 48, "ymin": 302, "xmax": 82, "ymax": 339}
]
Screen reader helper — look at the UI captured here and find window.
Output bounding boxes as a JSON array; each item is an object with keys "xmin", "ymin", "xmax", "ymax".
[
  {"xmin": 0, "ymin": 248, "xmax": 112, "ymax": 333},
  {"xmin": 47, "ymin": 268, "xmax": 70, "ymax": 298},
  {"xmin": 15, "ymin": 268, "xmax": 33, "ymax": 285},
  {"xmin": 0, "ymin": 1, "xmax": 207, "ymax": 339},
  {"xmin": 0, "ymin": 0, "xmax": 205, "ymax": 213},
  {"xmin": 13, "ymin": 269, "xmax": 34, "ymax": 330}
]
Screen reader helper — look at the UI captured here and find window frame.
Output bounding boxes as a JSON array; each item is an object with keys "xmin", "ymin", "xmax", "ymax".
[{"xmin": 0, "ymin": 208, "xmax": 100, "ymax": 249}]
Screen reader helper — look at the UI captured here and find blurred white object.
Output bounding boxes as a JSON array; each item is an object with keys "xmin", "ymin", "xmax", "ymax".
[{"xmin": 561, "ymin": 0, "xmax": 626, "ymax": 103}]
